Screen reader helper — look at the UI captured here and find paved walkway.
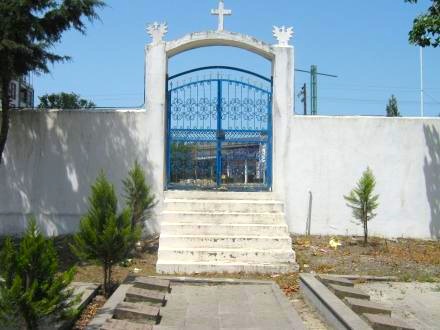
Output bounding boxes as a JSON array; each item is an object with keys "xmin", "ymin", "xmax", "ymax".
[
  {"xmin": 159, "ymin": 282, "xmax": 304, "ymax": 330},
  {"xmin": 358, "ymin": 282, "xmax": 440, "ymax": 330}
]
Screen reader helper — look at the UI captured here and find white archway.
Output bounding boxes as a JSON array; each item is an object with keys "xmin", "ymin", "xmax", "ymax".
[{"xmin": 144, "ymin": 29, "xmax": 294, "ymax": 197}]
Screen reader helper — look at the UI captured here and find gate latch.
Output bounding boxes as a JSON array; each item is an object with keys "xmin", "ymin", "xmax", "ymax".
[{"xmin": 217, "ymin": 130, "xmax": 226, "ymax": 141}]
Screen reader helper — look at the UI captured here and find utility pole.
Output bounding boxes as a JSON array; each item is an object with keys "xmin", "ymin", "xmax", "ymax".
[
  {"xmin": 420, "ymin": 47, "xmax": 424, "ymax": 117},
  {"xmin": 311, "ymin": 65, "xmax": 318, "ymax": 115},
  {"xmin": 297, "ymin": 83, "xmax": 307, "ymax": 115},
  {"xmin": 296, "ymin": 66, "xmax": 338, "ymax": 115}
]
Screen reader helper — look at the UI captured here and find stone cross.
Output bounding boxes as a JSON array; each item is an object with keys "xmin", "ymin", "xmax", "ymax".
[
  {"xmin": 273, "ymin": 26, "xmax": 294, "ymax": 47},
  {"xmin": 211, "ymin": 0, "xmax": 232, "ymax": 31},
  {"xmin": 147, "ymin": 22, "xmax": 168, "ymax": 44}
]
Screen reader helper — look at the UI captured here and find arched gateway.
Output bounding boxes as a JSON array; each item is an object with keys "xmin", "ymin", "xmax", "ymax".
[
  {"xmin": 145, "ymin": 29, "xmax": 294, "ymax": 194},
  {"xmin": 146, "ymin": 4, "xmax": 298, "ymax": 274}
]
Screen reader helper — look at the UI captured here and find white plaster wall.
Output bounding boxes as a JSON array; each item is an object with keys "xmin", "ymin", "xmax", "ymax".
[
  {"xmin": 0, "ymin": 110, "xmax": 163, "ymax": 236},
  {"xmin": 283, "ymin": 116, "xmax": 440, "ymax": 240},
  {"xmin": 1, "ymin": 112, "xmax": 439, "ymax": 240}
]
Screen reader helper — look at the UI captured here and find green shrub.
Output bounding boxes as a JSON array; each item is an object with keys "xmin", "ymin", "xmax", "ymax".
[
  {"xmin": 0, "ymin": 218, "xmax": 77, "ymax": 329},
  {"xmin": 123, "ymin": 160, "xmax": 155, "ymax": 232},
  {"xmin": 344, "ymin": 167, "xmax": 380, "ymax": 245},
  {"xmin": 71, "ymin": 171, "xmax": 139, "ymax": 297}
]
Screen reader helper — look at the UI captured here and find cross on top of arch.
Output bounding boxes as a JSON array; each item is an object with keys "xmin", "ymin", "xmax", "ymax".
[{"xmin": 211, "ymin": 0, "xmax": 232, "ymax": 31}]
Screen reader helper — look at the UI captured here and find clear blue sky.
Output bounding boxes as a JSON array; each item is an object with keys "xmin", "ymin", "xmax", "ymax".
[{"xmin": 34, "ymin": 0, "xmax": 439, "ymax": 116}]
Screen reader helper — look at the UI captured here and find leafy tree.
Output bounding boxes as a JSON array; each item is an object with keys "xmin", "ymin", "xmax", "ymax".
[
  {"xmin": 386, "ymin": 95, "xmax": 401, "ymax": 117},
  {"xmin": 38, "ymin": 92, "xmax": 96, "ymax": 109},
  {"xmin": 71, "ymin": 171, "xmax": 139, "ymax": 297},
  {"xmin": 405, "ymin": 0, "xmax": 440, "ymax": 47},
  {"xmin": 0, "ymin": 0, "xmax": 105, "ymax": 164},
  {"xmin": 344, "ymin": 167, "xmax": 380, "ymax": 245},
  {"xmin": 0, "ymin": 218, "xmax": 77, "ymax": 329},
  {"xmin": 123, "ymin": 160, "xmax": 156, "ymax": 232}
]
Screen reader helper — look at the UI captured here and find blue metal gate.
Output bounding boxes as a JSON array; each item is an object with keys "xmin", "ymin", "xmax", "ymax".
[{"xmin": 166, "ymin": 66, "xmax": 272, "ymax": 191}]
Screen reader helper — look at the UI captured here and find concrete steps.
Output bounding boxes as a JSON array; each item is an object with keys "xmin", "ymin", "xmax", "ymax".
[
  {"xmin": 159, "ymin": 247, "xmax": 295, "ymax": 263},
  {"xmin": 159, "ymin": 234, "xmax": 292, "ymax": 249},
  {"xmin": 164, "ymin": 191, "xmax": 276, "ymax": 200},
  {"xmin": 161, "ymin": 223, "xmax": 289, "ymax": 236},
  {"xmin": 157, "ymin": 260, "xmax": 294, "ymax": 274},
  {"xmin": 156, "ymin": 191, "xmax": 298, "ymax": 274},
  {"xmin": 164, "ymin": 199, "xmax": 284, "ymax": 213},
  {"xmin": 162, "ymin": 211, "xmax": 284, "ymax": 224}
]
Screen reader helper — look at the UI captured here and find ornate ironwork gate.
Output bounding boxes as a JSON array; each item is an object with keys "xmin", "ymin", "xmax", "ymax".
[{"xmin": 166, "ymin": 66, "xmax": 272, "ymax": 191}]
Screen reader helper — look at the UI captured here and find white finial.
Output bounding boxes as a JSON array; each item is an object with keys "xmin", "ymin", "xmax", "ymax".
[
  {"xmin": 211, "ymin": 0, "xmax": 232, "ymax": 31},
  {"xmin": 273, "ymin": 26, "xmax": 294, "ymax": 46},
  {"xmin": 147, "ymin": 22, "xmax": 168, "ymax": 44}
]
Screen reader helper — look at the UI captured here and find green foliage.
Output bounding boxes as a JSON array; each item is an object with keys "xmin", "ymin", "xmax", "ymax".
[
  {"xmin": 405, "ymin": 0, "xmax": 440, "ymax": 47},
  {"xmin": 123, "ymin": 161, "xmax": 156, "ymax": 232},
  {"xmin": 0, "ymin": 218, "xmax": 77, "ymax": 329},
  {"xmin": 0, "ymin": 0, "xmax": 105, "ymax": 163},
  {"xmin": 38, "ymin": 92, "xmax": 96, "ymax": 109},
  {"xmin": 71, "ymin": 171, "xmax": 139, "ymax": 296},
  {"xmin": 386, "ymin": 95, "xmax": 401, "ymax": 117},
  {"xmin": 344, "ymin": 167, "xmax": 380, "ymax": 245}
]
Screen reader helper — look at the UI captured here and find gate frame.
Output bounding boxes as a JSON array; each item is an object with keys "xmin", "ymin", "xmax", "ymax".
[
  {"xmin": 166, "ymin": 65, "xmax": 273, "ymax": 191},
  {"xmin": 144, "ymin": 30, "xmax": 294, "ymax": 197}
]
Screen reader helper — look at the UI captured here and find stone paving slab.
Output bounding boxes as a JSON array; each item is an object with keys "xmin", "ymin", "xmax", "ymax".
[
  {"xmin": 364, "ymin": 313, "xmax": 415, "ymax": 330},
  {"xmin": 114, "ymin": 302, "xmax": 160, "ymax": 322},
  {"xmin": 329, "ymin": 283, "xmax": 370, "ymax": 300},
  {"xmin": 318, "ymin": 274, "xmax": 354, "ymax": 287},
  {"xmin": 345, "ymin": 297, "xmax": 391, "ymax": 316},
  {"xmin": 134, "ymin": 277, "xmax": 171, "ymax": 293},
  {"xmin": 159, "ymin": 282, "xmax": 305, "ymax": 330},
  {"xmin": 358, "ymin": 282, "xmax": 440, "ymax": 330},
  {"xmin": 101, "ymin": 319, "xmax": 154, "ymax": 330},
  {"xmin": 126, "ymin": 287, "xmax": 166, "ymax": 305}
]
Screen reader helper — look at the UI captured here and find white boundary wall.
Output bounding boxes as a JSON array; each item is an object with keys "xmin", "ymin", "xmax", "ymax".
[{"xmin": 1, "ymin": 111, "xmax": 439, "ymax": 239}]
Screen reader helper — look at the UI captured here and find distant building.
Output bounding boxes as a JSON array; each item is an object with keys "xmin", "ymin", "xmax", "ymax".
[{"xmin": 0, "ymin": 75, "xmax": 34, "ymax": 109}]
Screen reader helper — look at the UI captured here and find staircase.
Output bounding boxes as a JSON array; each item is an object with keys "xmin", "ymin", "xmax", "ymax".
[{"xmin": 156, "ymin": 191, "xmax": 298, "ymax": 274}]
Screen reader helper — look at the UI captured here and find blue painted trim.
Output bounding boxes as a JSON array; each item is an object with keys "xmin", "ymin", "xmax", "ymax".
[
  {"xmin": 169, "ymin": 78, "xmax": 271, "ymax": 94},
  {"xmin": 267, "ymin": 77, "xmax": 274, "ymax": 190},
  {"xmin": 216, "ymin": 80, "xmax": 222, "ymax": 187},
  {"xmin": 169, "ymin": 66, "xmax": 272, "ymax": 83},
  {"xmin": 166, "ymin": 75, "xmax": 172, "ymax": 187}
]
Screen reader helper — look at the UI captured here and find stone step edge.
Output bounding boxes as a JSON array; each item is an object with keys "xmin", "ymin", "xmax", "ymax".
[
  {"xmin": 157, "ymin": 260, "xmax": 296, "ymax": 266},
  {"xmin": 159, "ymin": 234, "xmax": 291, "ymax": 239},
  {"xmin": 299, "ymin": 273, "xmax": 372, "ymax": 330},
  {"xmin": 162, "ymin": 210, "xmax": 284, "ymax": 215},
  {"xmin": 363, "ymin": 313, "xmax": 415, "ymax": 330},
  {"xmin": 161, "ymin": 222, "xmax": 287, "ymax": 227},
  {"xmin": 158, "ymin": 247, "xmax": 294, "ymax": 253},
  {"xmin": 164, "ymin": 199, "xmax": 283, "ymax": 204}
]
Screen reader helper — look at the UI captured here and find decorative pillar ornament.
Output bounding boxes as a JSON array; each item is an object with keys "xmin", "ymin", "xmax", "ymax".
[
  {"xmin": 147, "ymin": 22, "xmax": 168, "ymax": 44},
  {"xmin": 272, "ymin": 26, "xmax": 294, "ymax": 47},
  {"xmin": 211, "ymin": 0, "xmax": 232, "ymax": 31}
]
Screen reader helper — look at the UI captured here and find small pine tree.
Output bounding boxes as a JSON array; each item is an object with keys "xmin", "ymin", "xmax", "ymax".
[
  {"xmin": 344, "ymin": 167, "xmax": 380, "ymax": 245},
  {"xmin": 71, "ymin": 171, "xmax": 139, "ymax": 297},
  {"xmin": 123, "ymin": 160, "xmax": 156, "ymax": 232},
  {"xmin": 386, "ymin": 95, "xmax": 401, "ymax": 117},
  {"xmin": 0, "ymin": 218, "xmax": 77, "ymax": 329}
]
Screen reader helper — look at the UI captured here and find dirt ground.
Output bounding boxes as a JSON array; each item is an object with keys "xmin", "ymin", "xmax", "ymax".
[{"xmin": 293, "ymin": 235, "xmax": 440, "ymax": 282}]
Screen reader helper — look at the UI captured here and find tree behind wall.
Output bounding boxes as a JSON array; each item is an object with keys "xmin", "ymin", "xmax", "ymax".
[
  {"xmin": 38, "ymin": 92, "xmax": 96, "ymax": 109},
  {"xmin": 344, "ymin": 167, "xmax": 380, "ymax": 245},
  {"xmin": 386, "ymin": 95, "xmax": 401, "ymax": 117},
  {"xmin": 0, "ymin": 0, "xmax": 105, "ymax": 164}
]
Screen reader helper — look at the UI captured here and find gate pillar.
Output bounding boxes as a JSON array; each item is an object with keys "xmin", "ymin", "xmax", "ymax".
[
  {"xmin": 145, "ymin": 35, "xmax": 167, "ymax": 193},
  {"xmin": 271, "ymin": 45, "xmax": 294, "ymax": 195}
]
